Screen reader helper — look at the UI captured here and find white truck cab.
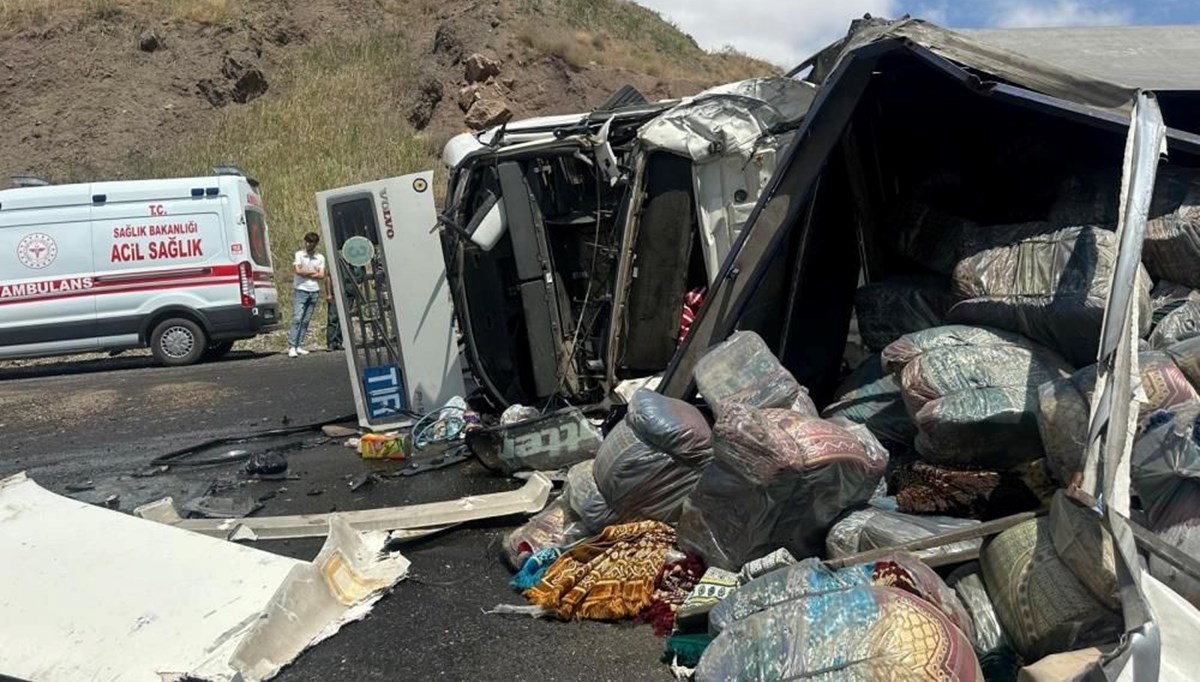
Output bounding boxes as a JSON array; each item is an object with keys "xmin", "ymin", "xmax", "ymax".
[{"xmin": 0, "ymin": 167, "xmax": 279, "ymax": 366}]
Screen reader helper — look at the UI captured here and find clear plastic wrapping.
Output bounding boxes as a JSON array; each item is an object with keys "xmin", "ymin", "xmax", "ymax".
[
  {"xmin": 593, "ymin": 390, "xmax": 711, "ymax": 523},
  {"xmin": 696, "ymin": 584, "xmax": 981, "ymax": 681},
  {"xmin": 693, "ymin": 331, "xmax": 801, "ymax": 412},
  {"xmin": 886, "ymin": 325, "xmax": 1073, "ymax": 469},
  {"xmin": 677, "ymin": 403, "xmax": 886, "ymax": 571},
  {"xmin": 946, "ymin": 223, "xmax": 1151, "ymax": 366}
]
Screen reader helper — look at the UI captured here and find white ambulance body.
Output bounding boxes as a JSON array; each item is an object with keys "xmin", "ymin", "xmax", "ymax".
[{"xmin": 0, "ymin": 171, "xmax": 279, "ymax": 366}]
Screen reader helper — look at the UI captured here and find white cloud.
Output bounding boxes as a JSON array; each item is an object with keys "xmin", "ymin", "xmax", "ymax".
[
  {"xmin": 990, "ymin": 0, "xmax": 1133, "ymax": 28},
  {"xmin": 633, "ymin": 0, "xmax": 898, "ymax": 69},
  {"xmin": 914, "ymin": 2, "xmax": 950, "ymax": 25}
]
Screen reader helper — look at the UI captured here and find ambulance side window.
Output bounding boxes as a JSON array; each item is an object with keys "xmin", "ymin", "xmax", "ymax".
[{"xmin": 245, "ymin": 210, "xmax": 270, "ymax": 266}]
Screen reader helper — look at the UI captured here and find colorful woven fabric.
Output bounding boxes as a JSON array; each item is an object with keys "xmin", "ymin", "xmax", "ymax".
[
  {"xmin": 510, "ymin": 547, "xmax": 563, "ymax": 591},
  {"xmin": 637, "ymin": 554, "xmax": 706, "ymax": 636},
  {"xmin": 524, "ymin": 520, "xmax": 676, "ymax": 621},
  {"xmin": 678, "ymin": 287, "xmax": 706, "ymax": 345},
  {"xmin": 696, "ymin": 585, "xmax": 982, "ymax": 682},
  {"xmin": 895, "ymin": 461, "xmax": 1041, "ymax": 520},
  {"xmin": 709, "ymin": 553, "xmax": 974, "ymax": 643},
  {"xmin": 662, "ymin": 632, "xmax": 713, "ymax": 668},
  {"xmin": 980, "ymin": 518, "xmax": 1123, "ymax": 662},
  {"xmin": 676, "ymin": 567, "xmax": 739, "ymax": 626}
]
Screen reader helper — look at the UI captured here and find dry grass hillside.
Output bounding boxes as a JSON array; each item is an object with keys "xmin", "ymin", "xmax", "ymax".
[{"xmin": 0, "ymin": 0, "xmax": 774, "ymax": 339}]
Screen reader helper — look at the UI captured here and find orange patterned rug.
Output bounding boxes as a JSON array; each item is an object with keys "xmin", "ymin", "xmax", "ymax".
[{"xmin": 524, "ymin": 520, "xmax": 676, "ymax": 621}]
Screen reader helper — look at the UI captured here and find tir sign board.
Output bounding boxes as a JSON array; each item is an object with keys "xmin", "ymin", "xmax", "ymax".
[{"xmin": 315, "ymin": 171, "xmax": 466, "ymax": 432}]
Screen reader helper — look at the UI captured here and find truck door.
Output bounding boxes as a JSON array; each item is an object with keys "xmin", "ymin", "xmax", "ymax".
[
  {"xmin": 315, "ymin": 171, "xmax": 466, "ymax": 431},
  {"xmin": 0, "ymin": 187, "xmax": 98, "ymax": 356}
]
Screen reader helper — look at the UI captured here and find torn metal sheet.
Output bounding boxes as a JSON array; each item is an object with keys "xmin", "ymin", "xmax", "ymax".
[
  {"xmin": 135, "ymin": 472, "xmax": 552, "ymax": 541},
  {"xmin": 0, "ymin": 472, "xmax": 409, "ymax": 682},
  {"xmin": 1075, "ymin": 92, "xmax": 1166, "ymax": 682}
]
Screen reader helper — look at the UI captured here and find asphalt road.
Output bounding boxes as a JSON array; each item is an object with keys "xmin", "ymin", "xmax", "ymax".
[{"xmin": 0, "ymin": 351, "xmax": 669, "ymax": 681}]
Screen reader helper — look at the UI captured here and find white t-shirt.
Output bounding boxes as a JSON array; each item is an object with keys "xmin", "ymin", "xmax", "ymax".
[{"xmin": 293, "ymin": 250, "xmax": 326, "ymax": 293}]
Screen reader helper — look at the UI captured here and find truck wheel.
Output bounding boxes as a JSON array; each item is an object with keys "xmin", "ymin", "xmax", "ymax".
[
  {"xmin": 203, "ymin": 341, "xmax": 235, "ymax": 362},
  {"xmin": 150, "ymin": 318, "xmax": 207, "ymax": 366}
]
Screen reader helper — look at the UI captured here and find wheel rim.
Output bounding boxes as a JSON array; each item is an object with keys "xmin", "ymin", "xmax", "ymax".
[{"xmin": 161, "ymin": 326, "xmax": 195, "ymax": 359}]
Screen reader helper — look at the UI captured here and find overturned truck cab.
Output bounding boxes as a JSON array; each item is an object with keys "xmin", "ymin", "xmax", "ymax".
[{"xmin": 438, "ymin": 78, "xmax": 815, "ymax": 409}]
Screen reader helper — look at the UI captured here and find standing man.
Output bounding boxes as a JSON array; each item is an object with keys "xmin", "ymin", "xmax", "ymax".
[{"xmin": 288, "ymin": 231, "xmax": 325, "ymax": 358}]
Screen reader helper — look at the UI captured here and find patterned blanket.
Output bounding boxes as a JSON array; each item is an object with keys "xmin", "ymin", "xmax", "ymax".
[{"xmin": 524, "ymin": 520, "xmax": 676, "ymax": 621}]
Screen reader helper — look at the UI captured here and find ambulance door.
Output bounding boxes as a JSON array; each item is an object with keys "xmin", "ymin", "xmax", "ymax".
[
  {"xmin": 90, "ymin": 181, "xmax": 228, "ymax": 348},
  {"xmin": 0, "ymin": 186, "xmax": 98, "ymax": 356}
]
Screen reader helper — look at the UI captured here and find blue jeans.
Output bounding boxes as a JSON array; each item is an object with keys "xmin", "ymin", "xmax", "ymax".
[{"xmin": 288, "ymin": 289, "xmax": 320, "ymax": 348}]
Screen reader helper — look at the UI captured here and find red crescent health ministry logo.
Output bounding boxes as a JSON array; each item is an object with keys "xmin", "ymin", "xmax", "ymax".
[{"xmin": 18, "ymin": 233, "xmax": 58, "ymax": 269}]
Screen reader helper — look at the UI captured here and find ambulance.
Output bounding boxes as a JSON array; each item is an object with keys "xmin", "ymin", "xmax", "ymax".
[{"xmin": 0, "ymin": 167, "xmax": 279, "ymax": 366}]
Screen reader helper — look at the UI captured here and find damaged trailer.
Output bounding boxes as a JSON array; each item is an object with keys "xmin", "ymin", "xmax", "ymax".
[
  {"xmin": 437, "ymin": 77, "xmax": 816, "ymax": 409},
  {"xmin": 659, "ymin": 18, "xmax": 1200, "ymax": 680}
]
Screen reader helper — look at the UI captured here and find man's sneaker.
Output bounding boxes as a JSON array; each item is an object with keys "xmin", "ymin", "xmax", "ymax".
[
  {"xmin": 288, "ymin": 347, "xmax": 298, "ymax": 358},
  {"xmin": 296, "ymin": 348, "xmax": 310, "ymax": 355}
]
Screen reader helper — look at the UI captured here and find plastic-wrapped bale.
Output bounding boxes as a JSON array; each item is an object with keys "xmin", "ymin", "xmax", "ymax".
[
  {"xmin": 1047, "ymin": 491, "xmax": 1120, "ymax": 612},
  {"xmin": 709, "ymin": 553, "xmax": 974, "ymax": 640},
  {"xmin": 501, "ymin": 497, "xmax": 592, "ymax": 570},
  {"xmin": 854, "ymin": 276, "xmax": 958, "ymax": 352},
  {"xmin": 886, "ymin": 325, "xmax": 1073, "ymax": 469},
  {"xmin": 979, "ymin": 517, "xmax": 1124, "ymax": 662},
  {"xmin": 895, "ymin": 461, "xmax": 1042, "ymax": 520},
  {"xmin": 1166, "ymin": 335, "xmax": 1200, "ymax": 389},
  {"xmin": 881, "ymin": 324, "xmax": 1064, "ymax": 375},
  {"xmin": 692, "ymin": 331, "xmax": 801, "ymax": 413},
  {"xmin": 1037, "ymin": 352, "xmax": 1198, "ymax": 485},
  {"xmin": 697, "ymin": 585, "xmax": 982, "ymax": 682},
  {"xmin": 946, "ymin": 562, "xmax": 1020, "ymax": 680},
  {"xmin": 891, "ymin": 199, "xmax": 977, "ymax": 275},
  {"xmin": 677, "ymin": 403, "xmax": 887, "ymax": 570},
  {"xmin": 1149, "ymin": 280, "xmax": 1200, "ymax": 349},
  {"xmin": 823, "ymin": 355, "xmax": 918, "ymax": 461},
  {"xmin": 593, "ymin": 389, "xmax": 711, "ymax": 524},
  {"xmin": 946, "ymin": 223, "xmax": 1151, "ymax": 366},
  {"xmin": 1143, "ymin": 164, "xmax": 1200, "ymax": 288},
  {"xmin": 1132, "ymin": 404, "xmax": 1200, "ymax": 608},
  {"xmin": 825, "ymin": 499, "xmax": 981, "ymax": 563},
  {"xmin": 564, "ymin": 460, "xmax": 618, "ymax": 533}
]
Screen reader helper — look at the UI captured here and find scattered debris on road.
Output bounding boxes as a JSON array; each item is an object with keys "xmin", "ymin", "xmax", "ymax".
[{"xmin": 0, "ymin": 472, "xmax": 410, "ymax": 682}]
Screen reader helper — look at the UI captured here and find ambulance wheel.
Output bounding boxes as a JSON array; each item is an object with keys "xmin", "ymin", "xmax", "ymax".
[
  {"xmin": 150, "ymin": 318, "xmax": 207, "ymax": 366},
  {"xmin": 203, "ymin": 341, "xmax": 235, "ymax": 362}
]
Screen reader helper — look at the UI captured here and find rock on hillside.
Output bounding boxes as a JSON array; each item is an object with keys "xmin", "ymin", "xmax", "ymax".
[{"xmin": 0, "ymin": 0, "xmax": 774, "ymax": 182}]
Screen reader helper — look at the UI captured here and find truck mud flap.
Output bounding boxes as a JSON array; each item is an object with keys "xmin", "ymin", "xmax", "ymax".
[{"xmin": 466, "ymin": 407, "xmax": 603, "ymax": 474}]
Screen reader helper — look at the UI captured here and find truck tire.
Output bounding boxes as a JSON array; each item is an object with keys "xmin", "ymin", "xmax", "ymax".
[
  {"xmin": 203, "ymin": 340, "xmax": 235, "ymax": 362},
  {"xmin": 150, "ymin": 317, "xmax": 207, "ymax": 366}
]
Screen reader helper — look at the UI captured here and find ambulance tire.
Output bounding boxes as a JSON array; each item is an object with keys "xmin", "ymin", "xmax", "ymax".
[
  {"xmin": 202, "ymin": 341, "xmax": 235, "ymax": 362},
  {"xmin": 150, "ymin": 317, "xmax": 208, "ymax": 367}
]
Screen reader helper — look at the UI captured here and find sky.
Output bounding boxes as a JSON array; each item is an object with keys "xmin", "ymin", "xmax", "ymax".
[{"xmin": 634, "ymin": 0, "xmax": 1200, "ymax": 68}]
